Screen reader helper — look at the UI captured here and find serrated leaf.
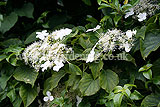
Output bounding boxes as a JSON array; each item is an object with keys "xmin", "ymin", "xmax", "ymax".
[
  {"xmin": 69, "ymin": 63, "xmax": 82, "ymax": 75},
  {"xmin": 140, "ymin": 30, "xmax": 160, "ymax": 59},
  {"xmin": 13, "ymin": 66, "xmax": 38, "ymax": 87},
  {"xmin": 89, "ymin": 60, "xmax": 103, "ymax": 79},
  {"xmin": 43, "ymin": 70, "xmax": 66, "ymax": 94},
  {"xmin": 0, "ymin": 12, "xmax": 18, "ymax": 33},
  {"xmin": 19, "ymin": 84, "xmax": 38, "ymax": 107},
  {"xmin": 100, "ymin": 69, "xmax": 119, "ymax": 93},
  {"xmin": 79, "ymin": 73, "xmax": 100, "ymax": 96},
  {"xmin": 141, "ymin": 94, "xmax": 160, "ymax": 107},
  {"xmin": 14, "ymin": 3, "xmax": 34, "ymax": 18}
]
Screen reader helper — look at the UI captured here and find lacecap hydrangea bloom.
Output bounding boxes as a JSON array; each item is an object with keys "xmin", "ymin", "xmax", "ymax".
[
  {"xmin": 22, "ymin": 28, "xmax": 72, "ymax": 72},
  {"xmin": 125, "ymin": 0, "xmax": 159, "ymax": 22},
  {"xmin": 86, "ymin": 26, "xmax": 136, "ymax": 63}
]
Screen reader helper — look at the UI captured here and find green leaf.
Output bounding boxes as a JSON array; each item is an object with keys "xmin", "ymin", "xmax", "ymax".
[
  {"xmin": 143, "ymin": 69, "xmax": 152, "ymax": 80},
  {"xmin": 130, "ymin": 90, "xmax": 143, "ymax": 100},
  {"xmin": 79, "ymin": 37, "xmax": 93, "ymax": 49},
  {"xmin": 113, "ymin": 15, "xmax": 122, "ymax": 27},
  {"xmin": 43, "ymin": 70, "xmax": 66, "ymax": 94},
  {"xmin": 140, "ymin": 30, "xmax": 160, "ymax": 59},
  {"xmin": 12, "ymin": 95, "xmax": 22, "ymax": 107},
  {"xmin": 82, "ymin": 0, "xmax": 91, "ymax": 6},
  {"xmin": 97, "ymin": 0, "xmax": 102, "ymax": 5},
  {"xmin": 14, "ymin": 3, "xmax": 34, "ymax": 18},
  {"xmin": 69, "ymin": 63, "xmax": 82, "ymax": 75},
  {"xmin": 141, "ymin": 94, "xmax": 160, "ymax": 107},
  {"xmin": 0, "ymin": 65, "xmax": 14, "ymax": 90},
  {"xmin": 89, "ymin": 60, "xmax": 103, "ymax": 79},
  {"xmin": 0, "ymin": 12, "xmax": 18, "ymax": 33},
  {"xmin": 0, "ymin": 54, "xmax": 7, "ymax": 62},
  {"xmin": 1, "ymin": 38, "xmax": 22, "ymax": 48},
  {"xmin": 152, "ymin": 58, "xmax": 160, "ymax": 76},
  {"xmin": 139, "ymin": 64, "xmax": 152, "ymax": 72},
  {"xmin": 7, "ymin": 89, "xmax": 16, "ymax": 102},
  {"xmin": 13, "ymin": 66, "xmax": 38, "ymax": 87},
  {"xmin": 66, "ymin": 74, "xmax": 81, "ymax": 91},
  {"xmin": 19, "ymin": 84, "xmax": 38, "ymax": 107},
  {"xmin": 24, "ymin": 31, "xmax": 37, "ymax": 44},
  {"xmin": 135, "ymin": 26, "xmax": 146, "ymax": 40},
  {"xmin": 98, "ymin": 3, "xmax": 112, "ymax": 10},
  {"xmin": 79, "ymin": 73, "xmax": 100, "ymax": 96},
  {"xmin": 113, "ymin": 93, "xmax": 123, "ymax": 107},
  {"xmin": 100, "ymin": 69, "xmax": 119, "ymax": 93},
  {"xmin": 153, "ymin": 76, "xmax": 160, "ymax": 85}
]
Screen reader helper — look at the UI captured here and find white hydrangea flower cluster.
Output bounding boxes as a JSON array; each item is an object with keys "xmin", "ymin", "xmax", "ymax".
[
  {"xmin": 22, "ymin": 28, "xmax": 72, "ymax": 72},
  {"xmin": 125, "ymin": 0, "xmax": 159, "ymax": 21},
  {"xmin": 86, "ymin": 28, "xmax": 136, "ymax": 63}
]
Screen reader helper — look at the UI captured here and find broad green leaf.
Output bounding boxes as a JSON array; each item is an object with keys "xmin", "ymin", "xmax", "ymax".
[
  {"xmin": 79, "ymin": 73, "xmax": 100, "ymax": 96},
  {"xmin": 24, "ymin": 31, "xmax": 37, "ymax": 44},
  {"xmin": 1, "ymin": 38, "xmax": 22, "ymax": 48},
  {"xmin": 141, "ymin": 94, "xmax": 160, "ymax": 107},
  {"xmin": 13, "ymin": 95, "xmax": 22, "ymax": 107},
  {"xmin": 13, "ymin": 66, "xmax": 38, "ymax": 87},
  {"xmin": 7, "ymin": 89, "xmax": 16, "ymax": 102},
  {"xmin": 0, "ymin": 54, "xmax": 7, "ymax": 62},
  {"xmin": 86, "ymin": 15, "xmax": 98, "ymax": 24},
  {"xmin": 0, "ymin": 12, "xmax": 18, "ymax": 33},
  {"xmin": 139, "ymin": 64, "xmax": 152, "ymax": 72},
  {"xmin": 143, "ymin": 69, "xmax": 152, "ymax": 80},
  {"xmin": 135, "ymin": 26, "xmax": 146, "ymax": 40},
  {"xmin": 100, "ymin": 69, "xmax": 119, "ymax": 93},
  {"xmin": 152, "ymin": 58, "xmax": 160, "ymax": 76},
  {"xmin": 113, "ymin": 93, "xmax": 123, "ymax": 107},
  {"xmin": 79, "ymin": 37, "xmax": 93, "ymax": 49},
  {"xmin": 0, "ymin": 67, "xmax": 13, "ymax": 89},
  {"xmin": 153, "ymin": 76, "xmax": 160, "ymax": 85},
  {"xmin": 19, "ymin": 84, "xmax": 38, "ymax": 107},
  {"xmin": 140, "ymin": 30, "xmax": 160, "ymax": 59},
  {"xmin": 130, "ymin": 90, "xmax": 143, "ymax": 100},
  {"xmin": 0, "ymin": 91, "xmax": 7, "ymax": 102},
  {"xmin": 14, "ymin": 3, "xmax": 34, "ymax": 18},
  {"xmin": 69, "ymin": 63, "xmax": 82, "ymax": 75},
  {"xmin": 43, "ymin": 70, "xmax": 66, "ymax": 94},
  {"xmin": 66, "ymin": 74, "xmax": 81, "ymax": 91},
  {"xmin": 89, "ymin": 60, "xmax": 103, "ymax": 79}
]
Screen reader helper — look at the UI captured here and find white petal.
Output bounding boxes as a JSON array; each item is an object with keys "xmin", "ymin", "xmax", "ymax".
[
  {"xmin": 46, "ymin": 91, "xmax": 51, "ymax": 96},
  {"xmin": 49, "ymin": 96, "xmax": 54, "ymax": 101},
  {"xmin": 43, "ymin": 97, "xmax": 49, "ymax": 102}
]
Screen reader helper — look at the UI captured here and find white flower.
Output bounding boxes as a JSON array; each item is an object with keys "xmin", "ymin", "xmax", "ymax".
[
  {"xmin": 41, "ymin": 61, "xmax": 53, "ymax": 72},
  {"xmin": 137, "ymin": 12, "xmax": 147, "ymax": 22},
  {"xmin": 125, "ymin": 8, "xmax": 134, "ymax": 18},
  {"xmin": 36, "ymin": 30, "xmax": 49, "ymax": 40},
  {"xmin": 43, "ymin": 91, "xmax": 54, "ymax": 102},
  {"xmin": 124, "ymin": 43, "xmax": 131, "ymax": 52},
  {"xmin": 86, "ymin": 25, "xmax": 101, "ymax": 32},
  {"xmin": 52, "ymin": 28, "xmax": 72, "ymax": 40},
  {"xmin": 53, "ymin": 59, "xmax": 64, "ymax": 71},
  {"xmin": 76, "ymin": 96, "xmax": 82, "ymax": 107},
  {"xmin": 86, "ymin": 48, "xmax": 95, "ymax": 63}
]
